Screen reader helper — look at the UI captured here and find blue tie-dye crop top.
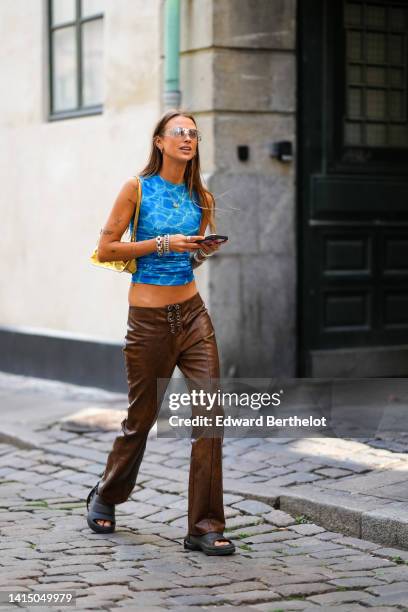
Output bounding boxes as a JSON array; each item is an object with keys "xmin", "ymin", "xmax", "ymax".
[{"xmin": 129, "ymin": 174, "xmax": 203, "ymax": 286}]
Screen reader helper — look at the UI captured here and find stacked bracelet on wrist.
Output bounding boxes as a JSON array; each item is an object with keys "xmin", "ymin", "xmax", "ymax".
[
  {"xmin": 193, "ymin": 248, "xmax": 214, "ymax": 264},
  {"xmin": 193, "ymin": 250, "xmax": 205, "ymax": 263},
  {"xmin": 198, "ymin": 248, "xmax": 214, "ymax": 259},
  {"xmin": 163, "ymin": 234, "xmax": 170, "ymax": 254},
  {"xmin": 156, "ymin": 235, "xmax": 164, "ymax": 256},
  {"xmin": 156, "ymin": 234, "xmax": 171, "ymax": 256}
]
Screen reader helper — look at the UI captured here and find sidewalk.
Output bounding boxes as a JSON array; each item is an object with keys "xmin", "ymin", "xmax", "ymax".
[{"xmin": 1, "ymin": 371, "xmax": 408, "ymax": 610}]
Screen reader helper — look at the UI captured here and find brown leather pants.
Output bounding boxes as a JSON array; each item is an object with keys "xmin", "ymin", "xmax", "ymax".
[{"xmin": 97, "ymin": 291, "xmax": 225, "ymax": 536}]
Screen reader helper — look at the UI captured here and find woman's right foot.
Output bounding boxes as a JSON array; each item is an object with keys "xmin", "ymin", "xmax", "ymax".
[{"xmin": 86, "ymin": 482, "xmax": 116, "ymax": 533}]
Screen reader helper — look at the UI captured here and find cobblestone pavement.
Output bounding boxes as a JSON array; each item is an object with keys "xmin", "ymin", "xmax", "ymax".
[
  {"xmin": 1, "ymin": 373, "xmax": 408, "ymax": 610},
  {"xmin": 5, "ymin": 371, "xmax": 408, "ymax": 550}
]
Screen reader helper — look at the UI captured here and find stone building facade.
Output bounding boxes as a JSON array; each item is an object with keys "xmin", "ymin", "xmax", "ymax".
[
  {"xmin": 0, "ymin": 0, "xmax": 297, "ymax": 389},
  {"xmin": 181, "ymin": 0, "xmax": 296, "ymax": 379},
  {"xmin": 4, "ymin": 1, "xmax": 401, "ymax": 388}
]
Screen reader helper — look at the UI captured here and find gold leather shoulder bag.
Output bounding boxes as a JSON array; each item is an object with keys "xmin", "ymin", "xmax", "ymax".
[{"xmin": 89, "ymin": 176, "xmax": 142, "ymax": 274}]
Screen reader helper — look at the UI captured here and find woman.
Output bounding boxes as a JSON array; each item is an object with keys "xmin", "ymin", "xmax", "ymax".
[{"xmin": 86, "ymin": 109, "xmax": 235, "ymax": 556}]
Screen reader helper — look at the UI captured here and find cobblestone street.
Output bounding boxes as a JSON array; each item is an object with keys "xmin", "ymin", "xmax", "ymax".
[{"xmin": 1, "ymin": 373, "xmax": 408, "ymax": 610}]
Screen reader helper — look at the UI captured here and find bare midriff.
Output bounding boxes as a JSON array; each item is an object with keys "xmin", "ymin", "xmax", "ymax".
[{"xmin": 128, "ymin": 280, "xmax": 198, "ymax": 307}]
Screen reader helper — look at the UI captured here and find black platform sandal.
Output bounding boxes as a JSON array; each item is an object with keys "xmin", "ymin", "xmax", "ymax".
[
  {"xmin": 86, "ymin": 481, "xmax": 116, "ymax": 534},
  {"xmin": 184, "ymin": 531, "xmax": 236, "ymax": 556}
]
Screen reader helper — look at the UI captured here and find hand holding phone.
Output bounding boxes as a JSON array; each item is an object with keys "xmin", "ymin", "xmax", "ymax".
[{"xmin": 195, "ymin": 234, "xmax": 228, "ymax": 245}]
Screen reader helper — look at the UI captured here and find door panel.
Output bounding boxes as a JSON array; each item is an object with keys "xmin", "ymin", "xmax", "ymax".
[
  {"xmin": 298, "ymin": 0, "xmax": 408, "ymax": 376},
  {"xmin": 311, "ymin": 176, "xmax": 408, "ymax": 214}
]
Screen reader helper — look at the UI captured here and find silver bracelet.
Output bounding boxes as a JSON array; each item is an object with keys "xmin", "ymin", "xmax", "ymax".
[
  {"xmin": 191, "ymin": 251, "xmax": 205, "ymax": 269},
  {"xmin": 198, "ymin": 248, "xmax": 215, "ymax": 258},
  {"xmin": 156, "ymin": 235, "xmax": 164, "ymax": 256},
  {"xmin": 164, "ymin": 233, "xmax": 170, "ymax": 254},
  {"xmin": 192, "ymin": 250, "xmax": 207, "ymax": 266}
]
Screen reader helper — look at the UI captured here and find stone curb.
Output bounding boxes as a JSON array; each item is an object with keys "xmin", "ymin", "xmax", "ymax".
[
  {"xmin": 224, "ymin": 479, "xmax": 408, "ymax": 552},
  {"xmin": 0, "ymin": 424, "xmax": 49, "ymax": 451}
]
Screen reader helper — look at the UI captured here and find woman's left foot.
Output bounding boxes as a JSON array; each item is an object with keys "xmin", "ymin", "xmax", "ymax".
[{"xmin": 184, "ymin": 531, "xmax": 235, "ymax": 555}]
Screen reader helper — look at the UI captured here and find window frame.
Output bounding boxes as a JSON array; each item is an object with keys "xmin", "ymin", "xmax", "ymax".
[
  {"xmin": 47, "ymin": 0, "xmax": 104, "ymax": 121},
  {"xmin": 328, "ymin": 0, "xmax": 408, "ymax": 175}
]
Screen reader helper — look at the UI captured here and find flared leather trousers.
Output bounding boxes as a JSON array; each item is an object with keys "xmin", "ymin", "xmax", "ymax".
[{"xmin": 97, "ymin": 291, "xmax": 226, "ymax": 536}]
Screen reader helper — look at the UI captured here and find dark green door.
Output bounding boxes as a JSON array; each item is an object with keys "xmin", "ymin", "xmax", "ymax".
[{"xmin": 299, "ymin": 0, "xmax": 408, "ymax": 376}]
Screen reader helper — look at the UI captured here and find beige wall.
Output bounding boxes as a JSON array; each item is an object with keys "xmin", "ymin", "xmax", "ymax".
[{"xmin": 0, "ymin": 0, "xmax": 210, "ymax": 342}]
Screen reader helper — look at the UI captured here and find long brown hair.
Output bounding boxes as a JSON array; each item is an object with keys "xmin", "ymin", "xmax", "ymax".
[{"xmin": 139, "ymin": 109, "xmax": 216, "ymax": 233}]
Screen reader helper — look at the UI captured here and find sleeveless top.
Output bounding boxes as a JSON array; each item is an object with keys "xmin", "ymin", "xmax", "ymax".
[{"xmin": 129, "ymin": 174, "xmax": 203, "ymax": 286}]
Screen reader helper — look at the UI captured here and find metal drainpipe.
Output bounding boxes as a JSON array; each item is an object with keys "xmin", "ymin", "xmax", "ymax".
[{"xmin": 163, "ymin": 0, "xmax": 181, "ymax": 109}]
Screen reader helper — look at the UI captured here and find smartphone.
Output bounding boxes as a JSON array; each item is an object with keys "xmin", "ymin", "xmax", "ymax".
[{"xmin": 195, "ymin": 234, "xmax": 228, "ymax": 245}]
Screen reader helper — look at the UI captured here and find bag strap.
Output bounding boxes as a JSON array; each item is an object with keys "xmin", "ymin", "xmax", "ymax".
[{"xmin": 130, "ymin": 176, "xmax": 142, "ymax": 242}]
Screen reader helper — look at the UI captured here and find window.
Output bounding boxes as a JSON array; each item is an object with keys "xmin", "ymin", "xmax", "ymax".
[
  {"xmin": 48, "ymin": 0, "xmax": 104, "ymax": 119},
  {"xmin": 343, "ymin": 0, "xmax": 408, "ymax": 149}
]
